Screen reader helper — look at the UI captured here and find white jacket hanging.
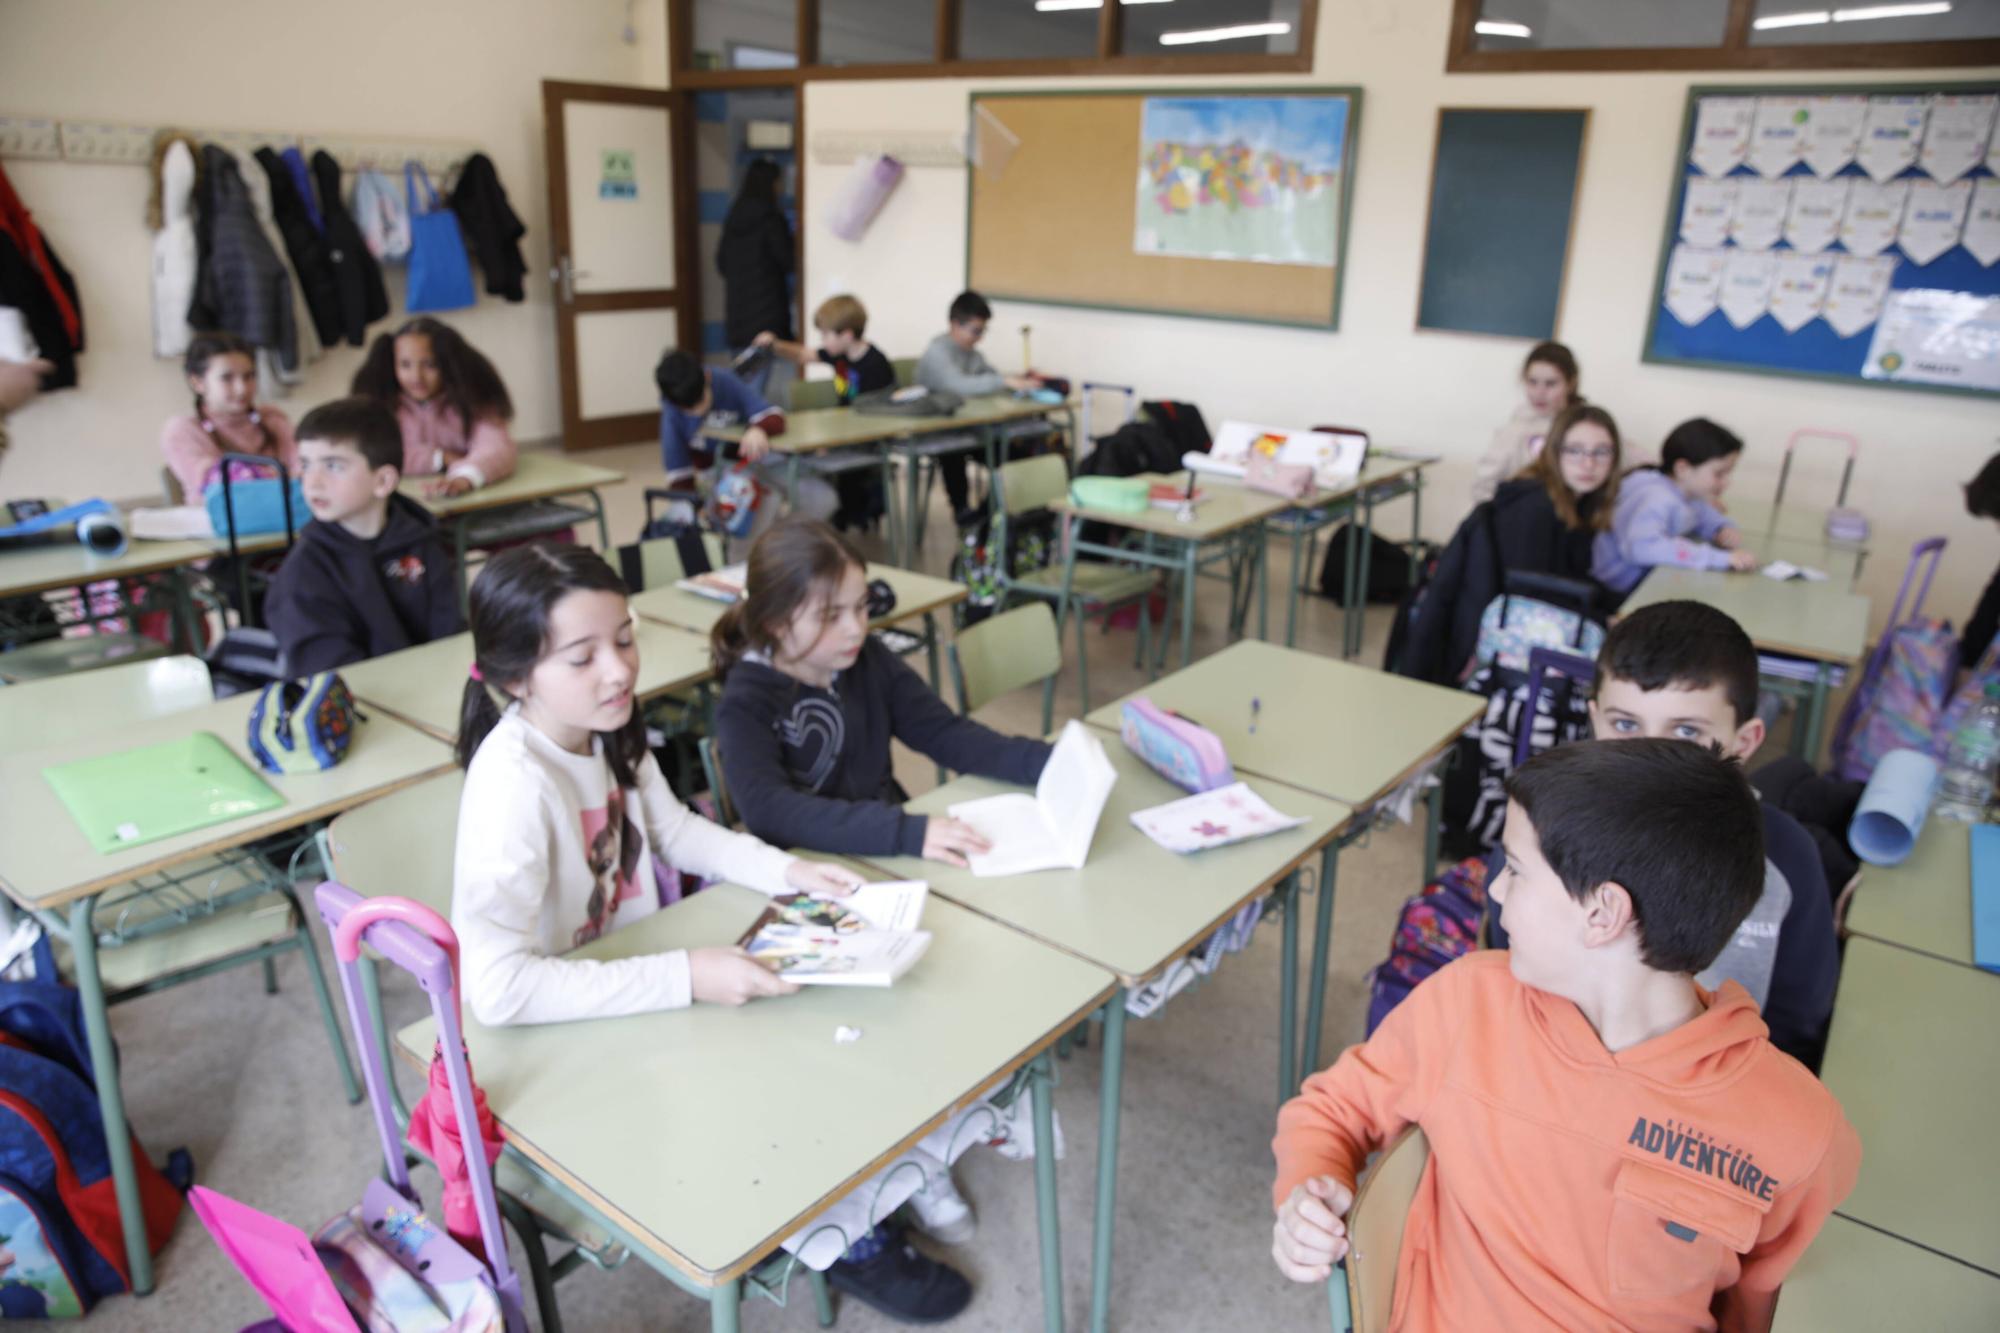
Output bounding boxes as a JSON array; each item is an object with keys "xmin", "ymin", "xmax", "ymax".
[
  {"xmin": 352, "ymin": 168, "xmax": 411, "ymax": 262},
  {"xmin": 232, "ymin": 144, "xmax": 320, "ymax": 386},
  {"xmin": 151, "ymin": 140, "xmax": 196, "ymax": 358}
]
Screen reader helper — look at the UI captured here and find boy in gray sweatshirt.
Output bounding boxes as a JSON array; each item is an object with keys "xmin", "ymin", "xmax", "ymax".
[{"xmin": 914, "ymin": 290, "xmax": 1039, "ymax": 526}]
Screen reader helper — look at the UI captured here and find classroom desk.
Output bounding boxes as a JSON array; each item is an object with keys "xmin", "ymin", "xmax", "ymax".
[
  {"xmin": 0, "ymin": 654, "xmax": 214, "ymax": 747},
  {"xmin": 1081, "ymin": 639, "xmax": 1484, "ymax": 1082},
  {"xmin": 1820, "ymin": 938, "xmax": 2000, "ymax": 1275},
  {"xmin": 1619, "ymin": 565, "xmax": 1869, "ymax": 762},
  {"xmin": 1050, "ymin": 470, "xmax": 1294, "ymax": 674},
  {"xmin": 850, "ymin": 741, "xmax": 1354, "ymax": 1333},
  {"xmin": 1771, "ymin": 1214, "xmax": 2000, "ymax": 1330},
  {"xmin": 0, "ymin": 695, "xmax": 452, "ymax": 1295},
  {"xmin": 340, "ymin": 619, "xmax": 714, "ymax": 742},
  {"xmin": 1726, "ymin": 496, "xmax": 1866, "ymax": 549},
  {"xmin": 0, "ymin": 537, "xmax": 210, "ymax": 652},
  {"xmin": 630, "ymin": 563, "xmax": 966, "ymax": 692},
  {"xmin": 1743, "ymin": 530, "xmax": 1866, "ymax": 588},
  {"xmin": 1270, "ymin": 454, "xmax": 1435, "ymax": 657},
  {"xmin": 329, "ymin": 776, "xmax": 1112, "ymax": 1333},
  {"xmin": 1846, "ymin": 818, "xmax": 1983, "ymax": 971}
]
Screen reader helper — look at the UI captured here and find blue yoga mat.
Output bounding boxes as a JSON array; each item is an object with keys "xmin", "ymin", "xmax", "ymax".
[{"xmin": 1970, "ymin": 824, "xmax": 2000, "ymax": 975}]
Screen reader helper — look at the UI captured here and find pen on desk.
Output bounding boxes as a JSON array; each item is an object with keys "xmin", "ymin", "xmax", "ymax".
[{"xmin": 1250, "ymin": 697, "xmax": 1260, "ymax": 734}]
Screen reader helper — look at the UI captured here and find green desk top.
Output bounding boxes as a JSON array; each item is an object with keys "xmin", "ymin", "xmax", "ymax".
[
  {"xmin": 0, "ymin": 537, "xmax": 218, "ymax": 600},
  {"xmin": 1741, "ymin": 531, "xmax": 1864, "ymax": 588},
  {"xmin": 1725, "ymin": 497, "xmax": 1865, "ymax": 551},
  {"xmin": 851, "ymin": 740, "xmax": 1352, "ymax": 986},
  {"xmin": 1846, "ymin": 820, "xmax": 1977, "ymax": 971},
  {"xmin": 1083, "ymin": 640, "xmax": 1482, "ymax": 808},
  {"xmin": 1771, "ymin": 1214, "xmax": 2000, "ymax": 1331},
  {"xmin": 0, "ymin": 656, "xmax": 214, "ymax": 748},
  {"xmin": 1821, "ymin": 938, "xmax": 2000, "ymax": 1273},
  {"xmin": 630, "ymin": 563, "xmax": 966, "ymax": 636},
  {"xmin": 341, "ymin": 621, "xmax": 713, "ymax": 743},
  {"xmin": 378, "ymin": 876, "xmax": 1112, "ymax": 1285},
  {"xmin": 1620, "ymin": 566, "xmax": 1869, "ymax": 665},
  {"xmin": 1051, "ymin": 471, "xmax": 1295, "ymax": 541},
  {"xmin": 704, "ymin": 395, "xmax": 1065, "ymax": 452},
  {"xmin": 413, "ymin": 450, "xmax": 624, "ymax": 517},
  {"xmin": 0, "ymin": 694, "xmax": 452, "ymax": 910}
]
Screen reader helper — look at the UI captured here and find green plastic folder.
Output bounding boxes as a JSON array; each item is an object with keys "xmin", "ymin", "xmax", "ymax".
[{"xmin": 43, "ymin": 731, "xmax": 284, "ymax": 854}]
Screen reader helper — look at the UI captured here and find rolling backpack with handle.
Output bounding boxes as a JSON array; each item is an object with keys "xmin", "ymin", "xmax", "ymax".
[
  {"xmin": 1775, "ymin": 427, "xmax": 1867, "ymax": 545},
  {"xmin": 205, "ymin": 450, "xmax": 299, "ymax": 697},
  {"xmin": 1830, "ymin": 538, "xmax": 1951, "ymax": 782}
]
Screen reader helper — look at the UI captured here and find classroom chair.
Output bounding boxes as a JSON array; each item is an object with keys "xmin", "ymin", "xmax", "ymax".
[
  {"xmin": 949, "ymin": 601, "xmax": 1062, "ymax": 738},
  {"xmin": 1326, "ymin": 1126, "xmax": 1430, "ymax": 1333},
  {"xmin": 989, "ymin": 453, "xmax": 1163, "ymax": 715},
  {"xmin": 697, "ymin": 735, "xmax": 737, "ymax": 829},
  {"xmin": 615, "ymin": 529, "xmax": 726, "ymax": 592}
]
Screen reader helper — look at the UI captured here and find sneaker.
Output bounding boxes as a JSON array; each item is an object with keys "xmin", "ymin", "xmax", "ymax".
[
  {"xmin": 827, "ymin": 1229, "xmax": 973, "ymax": 1325},
  {"xmin": 904, "ymin": 1156, "xmax": 976, "ymax": 1244}
]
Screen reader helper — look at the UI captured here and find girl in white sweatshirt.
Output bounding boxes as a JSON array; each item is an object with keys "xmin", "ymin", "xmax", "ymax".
[{"xmin": 451, "ymin": 542, "xmax": 861, "ymax": 1027}]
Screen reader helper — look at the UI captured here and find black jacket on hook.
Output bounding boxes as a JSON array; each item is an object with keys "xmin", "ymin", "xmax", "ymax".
[
  {"xmin": 189, "ymin": 145, "xmax": 297, "ymax": 368},
  {"xmin": 0, "ymin": 231, "xmax": 82, "ymax": 389},
  {"xmin": 256, "ymin": 147, "xmax": 342, "ymax": 347},
  {"xmin": 310, "ymin": 150, "xmax": 387, "ymax": 345},
  {"xmin": 448, "ymin": 153, "xmax": 527, "ymax": 302}
]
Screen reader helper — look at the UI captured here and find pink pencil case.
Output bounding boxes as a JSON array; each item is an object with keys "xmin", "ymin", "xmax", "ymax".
[{"xmin": 1120, "ymin": 697, "xmax": 1233, "ymax": 793}]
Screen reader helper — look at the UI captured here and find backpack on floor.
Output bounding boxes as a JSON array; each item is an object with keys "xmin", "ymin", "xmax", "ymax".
[
  {"xmin": 1365, "ymin": 856, "xmax": 1491, "ymax": 1036},
  {"xmin": 949, "ymin": 510, "xmax": 1054, "ymax": 629},
  {"xmin": 0, "ymin": 932, "xmax": 190, "ymax": 1316}
]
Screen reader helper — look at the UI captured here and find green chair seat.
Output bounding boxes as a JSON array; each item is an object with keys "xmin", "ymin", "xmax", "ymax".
[{"xmin": 1013, "ymin": 561, "xmax": 1157, "ymax": 606}]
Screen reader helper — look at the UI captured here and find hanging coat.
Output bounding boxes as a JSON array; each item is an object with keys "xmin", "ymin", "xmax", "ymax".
[
  {"xmin": 716, "ymin": 188, "xmax": 794, "ymax": 347},
  {"xmin": 447, "ymin": 152, "xmax": 527, "ymax": 302},
  {"xmin": 0, "ymin": 231, "xmax": 82, "ymax": 389},
  {"xmin": 256, "ymin": 147, "xmax": 342, "ymax": 348},
  {"xmin": 311, "ymin": 150, "xmax": 388, "ymax": 346},
  {"xmin": 188, "ymin": 145, "xmax": 297, "ymax": 369},
  {"xmin": 152, "ymin": 140, "xmax": 197, "ymax": 358},
  {"xmin": 231, "ymin": 146, "xmax": 320, "ymax": 387}
]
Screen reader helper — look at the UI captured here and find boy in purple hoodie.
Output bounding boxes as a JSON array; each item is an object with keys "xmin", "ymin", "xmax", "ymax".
[
  {"xmin": 265, "ymin": 396, "xmax": 463, "ymax": 675},
  {"xmin": 1594, "ymin": 417, "xmax": 1758, "ymax": 596}
]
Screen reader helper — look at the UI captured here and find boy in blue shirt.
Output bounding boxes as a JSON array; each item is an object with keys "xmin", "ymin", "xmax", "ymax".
[{"xmin": 654, "ymin": 349, "xmax": 833, "ymax": 538}]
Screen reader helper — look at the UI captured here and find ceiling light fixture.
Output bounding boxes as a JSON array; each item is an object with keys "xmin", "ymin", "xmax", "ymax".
[
  {"xmin": 1159, "ymin": 21, "xmax": 1291, "ymax": 45},
  {"xmin": 1473, "ymin": 19, "xmax": 1534, "ymax": 37}
]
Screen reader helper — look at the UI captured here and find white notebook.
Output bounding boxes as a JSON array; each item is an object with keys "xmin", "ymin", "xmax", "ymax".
[
  {"xmin": 948, "ymin": 721, "xmax": 1117, "ymax": 877},
  {"xmin": 675, "ymin": 563, "xmax": 749, "ymax": 603}
]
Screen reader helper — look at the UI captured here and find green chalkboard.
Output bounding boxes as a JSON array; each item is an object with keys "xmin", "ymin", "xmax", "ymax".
[{"xmin": 1418, "ymin": 109, "xmax": 1589, "ymax": 340}]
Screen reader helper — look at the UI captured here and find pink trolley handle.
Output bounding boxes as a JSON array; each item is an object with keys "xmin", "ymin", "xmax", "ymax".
[
  {"xmin": 1775, "ymin": 428, "xmax": 1859, "ymax": 510},
  {"xmin": 313, "ymin": 881, "xmax": 522, "ymax": 1323}
]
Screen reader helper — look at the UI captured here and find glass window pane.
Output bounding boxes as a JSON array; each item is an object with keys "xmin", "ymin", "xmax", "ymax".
[
  {"xmin": 690, "ymin": 0, "xmax": 798, "ymax": 70},
  {"xmin": 960, "ymin": 0, "xmax": 1101, "ymax": 61},
  {"xmin": 1121, "ymin": 0, "xmax": 1304, "ymax": 55},
  {"xmin": 1749, "ymin": 0, "xmax": 2000, "ymax": 46},
  {"xmin": 820, "ymin": 0, "xmax": 938, "ymax": 65},
  {"xmin": 1471, "ymin": 0, "xmax": 1730, "ymax": 51}
]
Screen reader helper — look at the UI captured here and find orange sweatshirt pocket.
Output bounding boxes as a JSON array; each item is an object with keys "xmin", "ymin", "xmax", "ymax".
[{"xmin": 1606, "ymin": 1159, "xmax": 1767, "ymax": 1302}]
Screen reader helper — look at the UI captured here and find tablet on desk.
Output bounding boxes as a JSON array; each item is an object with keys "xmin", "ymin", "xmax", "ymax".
[{"xmin": 43, "ymin": 731, "xmax": 284, "ymax": 854}]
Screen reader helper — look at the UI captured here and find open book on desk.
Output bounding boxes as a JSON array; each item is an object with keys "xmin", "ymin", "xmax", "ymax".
[
  {"xmin": 737, "ymin": 880, "xmax": 932, "ymax": 986},
  {"xmin": 675, "ymin": 562, "xmax": 748, "ymax": 603},
  {"xmin": 947, "ymin": 721, "xmax": 1117, "ymax": 877}
]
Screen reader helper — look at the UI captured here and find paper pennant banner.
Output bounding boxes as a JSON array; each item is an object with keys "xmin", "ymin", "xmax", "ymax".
[
  {"xmin": 1803, "ymin": 96, "xmax": 1867, "ymax": 179},
  {"xmin": 1857, "ymin": 95, "xmax": 1929, "ymax": 184},
  {"xmin": 1919, "ymin": 94, "xmax": 1997, "ymax": 186},
  {"xmin": 1965, "ymin": 177, "xmax": 2000, "ymax": 267},
  {"xmin": 1840, "ymin": 179, "xmax": 1911, "ymax": 259},
  {"xmin": 1822, "ymin": 253, "xmax": 1899, "ymax": 338},
  {"xmin": 1898, "ymin": 178, "xmax": 1973, "ymax": 266},
  {"xmin": 1785, "ymin": 177, "xmax": 1850, "ymax": 254},
  {"xmin": 1769, "ymin": 252, "xmax": 1835, "ymax": 333},
  {"xmin": 1747, "ymin": 97, "xmax": 1812, "ymax": 179},
  {"xmin": 1719, "ymin": 250, "xmax": 1778, "ymax": 330},
  {"xmin": 1691, "ymin": 97, "xmax": 1756, "ymax": 177},
  {"xmin": 1663, "ymin": 245, "xmax": 1727, "ymax": 326},
  {"xmin": 1729, "ymin": 178, "xmax": 1792, "ymax": 252},
  {"xmin": 1680, "ymin": 177, "xmax": 1737, "ymax": 248}
]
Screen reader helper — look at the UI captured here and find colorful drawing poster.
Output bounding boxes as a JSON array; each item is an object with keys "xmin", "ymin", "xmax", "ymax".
[
  {"xmin": 1900, "ymin": 179, "xmax": 1973, "ymax": 265},
  {"xmin": 1803, "ymin": 96, "xmax": 1867, "ymax": 179},
  {"xmin": 1857, "ymin": 95, "xmax": 1929, "ymax": 183},
  {"xmin": 1133, "ymin": 96, "xmax": 1346, "ymax": 267},
  {"xmin": 1664, "ymin": 245, "xmax": 1728, "ymax": 326},
  {"xmin": 1747, "ymin": 97, "xmax": 1812, "ymax": 178},
  {"xmin": 1919, "ymin": 94, "xmax": 1997, "ymax": 185},
  {"xmin": 1679, "ymin": 177, "xmax": 1737, "ymax": 247},
  {"xmin": 1966, "ymin": 178, "xmax": 2000, "ymax": 267},
  {"xmin": 1785, "ymin": 177, "xmax": 1850, "ymax": 254},
  {"xmin": 1864, "ymin": 288, "xmax": 2000, "ymax": 391},
  {"xmin": 1690, "ymin": 97, "xmax": 1755, "ymax": 177}
]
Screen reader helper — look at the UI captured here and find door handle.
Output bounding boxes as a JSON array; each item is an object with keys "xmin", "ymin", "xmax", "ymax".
[{"xmin": 553, "ymin": 255, "xmax": 574, "ymax": 304}]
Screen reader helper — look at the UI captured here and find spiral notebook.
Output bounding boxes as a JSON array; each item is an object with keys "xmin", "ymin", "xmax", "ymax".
[{"xmin": 44, "ymin": 731, "xmax": 284, "ymax": 854}]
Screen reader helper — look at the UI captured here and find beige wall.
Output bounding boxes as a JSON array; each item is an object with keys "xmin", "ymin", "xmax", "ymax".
[
  {"xmin": 0, "ymin": 0, "xmax": 667, "ymax": 503},
  {"xmin": 801, "ymin": 5, "xmax": 1999, "ymax": 631}
]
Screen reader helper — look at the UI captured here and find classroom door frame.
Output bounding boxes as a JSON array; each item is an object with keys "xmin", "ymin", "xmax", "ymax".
[{"xmin": 542, "ymin": 80, "xmax": 697, "ymax": 451}]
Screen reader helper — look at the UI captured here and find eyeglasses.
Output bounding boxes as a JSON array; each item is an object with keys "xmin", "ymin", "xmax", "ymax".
[{"xmin": 1560, "ymin": 445, "xmax": 1616, "ymax": 463}]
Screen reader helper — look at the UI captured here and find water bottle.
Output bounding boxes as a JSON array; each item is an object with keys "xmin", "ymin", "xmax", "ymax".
[{"xmin": 1935, "ymin": 681, "xmax": 2000, "ymax": 822}]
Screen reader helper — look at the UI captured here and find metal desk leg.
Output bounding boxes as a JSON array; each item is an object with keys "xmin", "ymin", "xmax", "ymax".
[
  {"xmin": 1088, "ymin": 993, "xmax": 1128, "ymax": 1333},
  {"xmin": 709, "ymin": 1277, "xmax": 742, "ymax": 1333},
  {"xmin": 1031, "ymin": 1050, "xmax": 1066, "ymax": 1333},
  {"xmin": 1300, "ymin": 843, "xmax": 1339, "ymax": 1080},
  {"xmin": 453, "ymin": 517, "xmax": 473, "ymax": 613},
  {"xmin": 68, "ymin": 895, "xmax": 154, "ymax": 1295},
  {"xmin": 1425, "ymin": 773, "xmax": 1444, "ymax": 884},
  {"xmin": 1801, "ymin": 662, "xmax": 1833, "ymax": 764},
  {"xmin": 1055, "ymin": 516, "xmax": 1082, "ymax": 645},
  {"xmin": 1286, "ymin": 518, "xmax": 1307, "ymax": 647},
  {"xmin": 1340, "ymin": 518, "xmax": 1362, "ymax": 660},
  {"xmin": 583, "ymin": 487, "xmax": 611, "ymax": 550},
  {"xmin": 1351, "ymin": 493, "xmax": 1377, "ymax": 659},
  {"xmin": 1178, "ymin": 540, "xmax": 1198, "ymax": 669},
  {"xmin": 879, "ymin": 445, "xmax": 903, "ymax": 569},
  {"xmin": 1278, "ymin": 872, "xmax": 1300, "ymax": 1104},
  {"xmin": 1410, "ymin": 470, "xmax": 1425, "ymax": 585},
  {"xmin": 923, "ymin": 611, "xmax": 942, "ymax": 693},
  {"xmin": 1257, "ymin": 521, "xmax": 1270, "ymax": 642}
]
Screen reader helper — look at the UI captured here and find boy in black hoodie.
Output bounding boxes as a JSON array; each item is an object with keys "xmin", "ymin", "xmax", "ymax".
[{"xmin": 265, "ymin": 396, "xmax": 463, "ymax": 676}]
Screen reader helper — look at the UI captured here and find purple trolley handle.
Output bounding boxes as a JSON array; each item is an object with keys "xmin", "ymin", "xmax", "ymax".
[
  {"xmin": 314, "ymin": 881, "xmax": 526, "ymax": 1329},
  {"xmin": 1513, "ymin": 648, "xmax": 1599, "ymax": 771}
]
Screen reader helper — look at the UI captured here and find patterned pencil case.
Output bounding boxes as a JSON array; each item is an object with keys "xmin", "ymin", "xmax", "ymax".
[{"xmin": 1120, "ymin": 696, "xmax": 1233, "ymax": 793}]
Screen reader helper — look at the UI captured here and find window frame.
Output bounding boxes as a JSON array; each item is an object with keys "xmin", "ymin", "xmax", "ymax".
[
  {"xmin": 670, "ymin": 0, "xmax": 1319, "ymax": 88},
  {"xmin": 1445, "ymin": 0, "xmax": 2000, "ymax": 74}
]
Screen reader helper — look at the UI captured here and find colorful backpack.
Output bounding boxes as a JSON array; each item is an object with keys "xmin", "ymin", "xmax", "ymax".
[
  {"xmin": 248, "ymin": 672, "xmax": 363, "ymax": 775},
  {"xmin": 1833, "ymin": 539, "xmax": 1952, "ymax": 782},
  {"xmin": 0, "ymin": 933, "xmax": 190, "ymax": 1317},
  {"xmin": 1364, "ymin": 855, "xmax": 1492, "ymax": 1036}
]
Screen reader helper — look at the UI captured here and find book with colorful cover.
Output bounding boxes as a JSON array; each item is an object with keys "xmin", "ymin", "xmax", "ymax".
[
  {"xmin": 675, "ymin": 562, "xmax": 749, "ymax": 603},
  {"xmin": 737, "ymin": 881, "xmax": 933, "ymax": 986},
  {"xmin": 1130, "ymin": 781, "xmax": 1305, "ymax": 854}
]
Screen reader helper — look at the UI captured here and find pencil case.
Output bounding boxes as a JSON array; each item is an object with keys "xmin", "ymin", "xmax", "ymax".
[
  {"xmin": 1120, "ymin": 697, "xmax": 1232, "ymax": 793},
  {"xmin": 1069, "ymin": 476, "xmax": 1148, "ymax": 514}
]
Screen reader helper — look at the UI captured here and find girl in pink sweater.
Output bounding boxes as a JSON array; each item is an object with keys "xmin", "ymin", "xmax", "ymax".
[
  {"xmin": 159, "ymin": 332, "xmax": 298, "ymax": 502},
  {"xmin": 352, "ymin": 317, "xmax": 518, "ymax": 498}
]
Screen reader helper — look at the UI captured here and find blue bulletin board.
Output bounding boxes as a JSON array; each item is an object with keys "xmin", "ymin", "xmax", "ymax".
[{"xmin": 1643, "ymin": 81, "xmax": 2000, "ymax": 400}]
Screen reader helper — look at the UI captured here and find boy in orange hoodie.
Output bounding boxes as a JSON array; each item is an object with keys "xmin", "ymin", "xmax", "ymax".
[{"xmin": 1272, "ymin": 740, "xmax": 1858, "ymax": 1332}]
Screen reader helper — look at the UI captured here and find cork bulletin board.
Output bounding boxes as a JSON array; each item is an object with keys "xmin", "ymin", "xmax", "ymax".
[{"xmin": 966, "ymin": 87, "xmax": 1363, "ymax": 328}]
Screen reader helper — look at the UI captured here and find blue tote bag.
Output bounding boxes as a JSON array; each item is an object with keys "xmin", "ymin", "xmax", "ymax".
[{"xmin": 404, "ymin": 161, "xmax": 475, "ymax": 313}]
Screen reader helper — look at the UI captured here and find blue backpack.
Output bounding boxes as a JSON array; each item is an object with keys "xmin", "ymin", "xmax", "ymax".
[{"xmin": 0, "ymin": 933, "xmax": 190, "ymax": 1316}]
